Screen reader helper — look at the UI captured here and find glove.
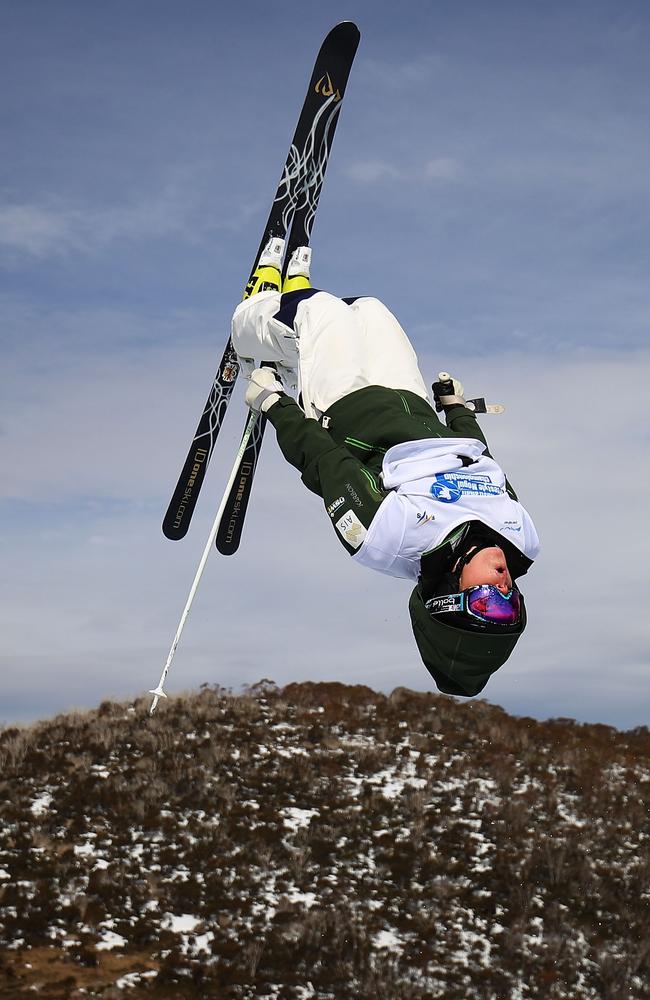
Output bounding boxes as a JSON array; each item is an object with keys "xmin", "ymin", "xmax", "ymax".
[
  {"xmin": 244, "ymin": 367, "xmax": 284, "ymax": 413},
  {"xmin": 433, "ymin": 371, "xmax": 467, "ymax": 408}
]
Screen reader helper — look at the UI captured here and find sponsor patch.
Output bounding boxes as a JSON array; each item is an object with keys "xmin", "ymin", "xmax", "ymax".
[
  {"xmin": 335, "ymin": 510, "xmax": 367, "ymax": 549},
  {"xmin": 326, "ymin": 496, "xmax": 346, "ymax": 517}
]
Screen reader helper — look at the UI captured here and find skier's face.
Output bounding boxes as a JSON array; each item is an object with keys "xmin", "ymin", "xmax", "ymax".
[{"xmin": 459, "ymin": 546, "xmax": 513, "ymax": 594}]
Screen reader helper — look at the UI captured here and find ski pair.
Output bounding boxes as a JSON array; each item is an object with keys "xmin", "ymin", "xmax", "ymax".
[{"xmin": 162, "ymin": 22, "xmax": 360, "ymax": 544}]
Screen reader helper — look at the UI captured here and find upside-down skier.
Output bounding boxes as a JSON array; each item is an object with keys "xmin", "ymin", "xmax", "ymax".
[{"xmin": 231, "ymin": 241, "xmax": 540, "ymax": 698}]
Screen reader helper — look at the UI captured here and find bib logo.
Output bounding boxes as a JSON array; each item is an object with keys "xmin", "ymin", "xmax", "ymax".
[{"xmin": 430, "ymin": 473, "xmax": 504, "ymax": 504}]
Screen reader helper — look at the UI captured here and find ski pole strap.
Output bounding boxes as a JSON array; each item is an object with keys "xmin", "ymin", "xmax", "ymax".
[{"xmin": 258, "ymin": 388, "xmax": 283, "ymax": 412}]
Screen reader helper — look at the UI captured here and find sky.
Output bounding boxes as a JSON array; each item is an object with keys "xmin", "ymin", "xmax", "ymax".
[{"xmin": 2, "ymin": 0, "xmax": 649, "ymax": 728}]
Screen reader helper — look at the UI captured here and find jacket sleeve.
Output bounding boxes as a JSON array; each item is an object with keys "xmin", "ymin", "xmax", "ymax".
[
  {"xmin": 265, "ymin": 396, "xmax": 349, "ymax": 495},
  {"xmin": 443, "ymin": 403, "xmax": 489, "ymax": 449},
  {"xmin": 443, "ymin": 404, "xmax": 519, "ymax": 501},
  {"xmin": 266, "ymin": 396, "xmax": 387, "ymax": 553}
]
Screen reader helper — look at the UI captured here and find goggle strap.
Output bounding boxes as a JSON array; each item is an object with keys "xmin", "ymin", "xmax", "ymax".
[
  {"xmin": 424, "ymin": 593, "xmax": 465, "ymax": 615},
  {"xmin": 455, "ymin": 539, "xmax": 498, "ymax": 576}
]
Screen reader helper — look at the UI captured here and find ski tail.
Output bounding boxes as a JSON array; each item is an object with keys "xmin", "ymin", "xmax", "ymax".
[{"xmin": 162, "ymin": 22, "xmax": 360, "ymax": 541}]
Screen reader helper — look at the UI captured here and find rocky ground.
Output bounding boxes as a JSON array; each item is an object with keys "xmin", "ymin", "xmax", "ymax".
[{"xmin": 1, "ymin": 681, "xmax": 649, "ymax": 998}]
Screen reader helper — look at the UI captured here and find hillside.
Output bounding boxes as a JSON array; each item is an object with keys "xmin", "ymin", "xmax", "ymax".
[{"xmin": 1, "ymin": 681, "xmax": 649, "ymax": 999}]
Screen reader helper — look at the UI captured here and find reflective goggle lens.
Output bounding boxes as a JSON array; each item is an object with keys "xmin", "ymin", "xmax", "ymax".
[{"xmin": 466, "ymin": 586, "xmax": 521, "ymax": 625}]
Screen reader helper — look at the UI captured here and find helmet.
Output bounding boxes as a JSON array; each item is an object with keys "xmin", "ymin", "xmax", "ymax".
[{"xmin": 409, "ymin": 580, "xmax": 527, "ymax": 697}]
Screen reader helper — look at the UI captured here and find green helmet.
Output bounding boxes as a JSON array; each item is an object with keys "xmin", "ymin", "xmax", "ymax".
[{"xmin": 409, "ymin": 579, "xmax": 527, "ymax": 697}]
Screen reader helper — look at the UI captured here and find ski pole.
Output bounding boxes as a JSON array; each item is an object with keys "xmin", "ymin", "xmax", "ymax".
[{"xmin": 149, "ymin": 409, "xmax": 260, "ymax": 715}]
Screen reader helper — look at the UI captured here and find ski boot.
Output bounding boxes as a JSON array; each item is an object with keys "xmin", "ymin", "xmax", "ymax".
[
  {"xmin": 283, "ymin": 246, "xmax": 312, "ymax": 292},
  {"xmin": 244, "ymin": 237, "xmax": 285, "ymax": 298}
]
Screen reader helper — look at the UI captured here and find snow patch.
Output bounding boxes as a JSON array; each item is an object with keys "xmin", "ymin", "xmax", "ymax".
[
  {"xmin": 282, "ymin": 807, "xmax": 318, "ymax": 832},
  {"xmin": 116, "ymin": 970, "xmax": 157, "ymax": 989},
  {"xmin": 96, "ymin": 928, "xmax": 127, "ymax": 951},
  {"xmin": 74, "ymin": 841, "xmax": 95, "ymax": 857},
  {"xmin": 30, "ymin": 792, "xmax": 53, "ymax": 816},
  {"xmin": 373, "ymin": 928, "xmax": 404, "ymax": 952},
  {"xmin": 162, "ymin": 912, "xmax": 201, "ymax": 934}
]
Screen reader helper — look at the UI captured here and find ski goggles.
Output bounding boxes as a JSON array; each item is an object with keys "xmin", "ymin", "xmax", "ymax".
[{"xmin": 425, "ymin": 585, "xmax": 522, "ymax": 627}]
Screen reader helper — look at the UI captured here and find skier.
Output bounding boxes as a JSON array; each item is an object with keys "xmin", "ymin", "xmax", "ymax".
[{"xmin": 231, "ymin": 242, "xmax": 540, "ymax": 697}]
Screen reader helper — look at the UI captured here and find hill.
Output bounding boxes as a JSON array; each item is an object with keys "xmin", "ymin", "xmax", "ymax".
[{"xmin": 1, "ymin": 681, "xmax": 649, "ymax": 998}]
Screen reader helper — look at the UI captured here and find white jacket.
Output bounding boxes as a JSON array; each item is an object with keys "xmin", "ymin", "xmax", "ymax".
[{"xmin": 353, "ymin": 438, "xmax": 540, "ymax": 580}]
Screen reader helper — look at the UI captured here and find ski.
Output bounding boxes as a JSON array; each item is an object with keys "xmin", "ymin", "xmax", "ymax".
[{"xmin": 163, "ymin": 22, "xmax": 360, "ymax": 541}]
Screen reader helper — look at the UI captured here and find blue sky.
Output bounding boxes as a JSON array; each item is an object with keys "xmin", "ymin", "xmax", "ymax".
[{"xmin": 2, "ymin": 0, "xmax": 650, "ymax": 727}]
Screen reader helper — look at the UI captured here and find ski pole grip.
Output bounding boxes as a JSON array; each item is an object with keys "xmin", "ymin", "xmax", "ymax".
[{"xmin": 432, "ymin": 373, "xmax": 455, "ymax": 412}]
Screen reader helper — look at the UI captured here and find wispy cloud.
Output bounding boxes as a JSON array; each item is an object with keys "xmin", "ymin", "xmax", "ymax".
[
  {"xmin": 0, "ymin": 183, "xmax": 197, "ymax": 260},
  {"xmin": 345, "ymin": 157, "xmax": 462, "ymax": 184},
  {"xmin": 0, "ymin": 204, "xmax": 73, "ymax": 257},
  {"xmin": 361, "ymin": 53, "xmax": 447, "ymax": 92},
  {"xmin": 0, "ymin": 158, "xmax": 264, "ymax": 263}
]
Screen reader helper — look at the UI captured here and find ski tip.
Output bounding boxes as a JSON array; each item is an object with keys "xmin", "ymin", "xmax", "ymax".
[{"xmin": 328, "ymin": 21, "xmax": 361, "ymax": 43}]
